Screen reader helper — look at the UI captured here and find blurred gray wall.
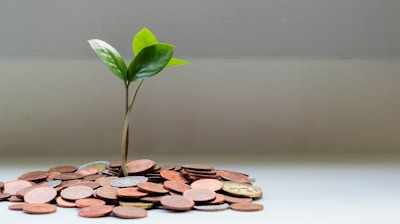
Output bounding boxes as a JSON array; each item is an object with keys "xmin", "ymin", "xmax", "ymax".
[{"xmin": 1, "ymin": 0, "xmax": 399, "ymax": 156}]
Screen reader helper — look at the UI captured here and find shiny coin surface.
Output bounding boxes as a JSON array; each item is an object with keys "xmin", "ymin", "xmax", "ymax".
[
  {"xmin": 230, "ymin": 202, "xmax": 264, "ymax": 211},
  {"xmin": 194, "ymin": 203, "xmax": 230, "ymax": 211},
  {"xmin": 163, "ymin": 180, "xmax": 191, "ymax": 193},
  {"xmin": 61, "ymin": 185, "xmax": 94, "ymax": 200},
  {"xmin": 160, "ymin": 195, "xmax": 194, "ymax": 211},
  {"xmin": 112, "ymin": 205, "xmax": 148, "ymax": 219},
  {"xmin": 191, "ymin": 179, "xmax": 223, "ymax": 191},
  {"xmin": 160, "ymin": 170, "xmax": 189, "ymax": 183},
  {"xmin": 222, "ymin": 181, "xmax": 262, "ymax": 198},
  {"xmin": 137, "ymin": 182, "xmax": 169, "ymax": 194},
  {"xmin": 23, "ymin": 203, "xmax": 57, "ymax": 214},
  {"xmin": 78, "ymin": 205, "xmax": 114, "ymax": 218},
  {"xmin": 110, "ymin": 176, "xmax": 148, "ymax": 188},
  {"xmin": 183, "ymin": 189, "xmax": 216, "ymax": 202},
  {"xmin": 24, "ymin": 186, "xmax": 57, "ymax": 204},
  {"xmin": 79, "ymin": 161, "xmax": 110, "ymax": 172}
]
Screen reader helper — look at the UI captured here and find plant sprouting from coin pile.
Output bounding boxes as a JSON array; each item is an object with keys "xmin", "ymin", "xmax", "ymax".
[{"xmin": 88, "ymin": 28, "xmax": 188, "ymax": 176}]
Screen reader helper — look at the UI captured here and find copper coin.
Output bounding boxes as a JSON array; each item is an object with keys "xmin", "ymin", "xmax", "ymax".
[
  {"xmin": 83, "ymin": 174, "xmax": 106, "ymax": 181},
  {"xmin": 8, "ymin": 203, "xmax": 25, "ymax": 211},
  {"xmin": 59, "ymin": 179, "xmax": 82, "ymax": 188},
  {"xmin": 112, "ymin": 206, "xmax": 147, "ymax": 219},
  {"xmin": 78, "ymin": 205, "xmax": 113, "ymax": 218},
  {"xmin": 230, "ymin": 202, "xmax": 264, "ymax": 211},
  {"xmin": 163, "ymin": 180, "xmax": 191, "ymax": 193},
  {"xmin": 222, "ymin": 194, "xmax": 253, "ymax": 204},
  {"xmin": 160, "ymin": 195, "xmax": 194, "ymax": 211},
  {"xmin": 75, "ymin": 198, "xmax": 106, "ymax": 208},
  {"xmin": 24, "ymin": 186, "xmax": 57, "ymax": 204},
  {"xmin": 0, "ymin": 181, "xmax": 4, "ymax": 191},
  {"xmin": 16, "ymin": 185, "xmax": 42, "ymax": 198},
  {"xmin": 95, "ymin": 186, "xmax": 119, "ymax": 200},
  {"xmin": 183, "ymin": 189, "xmax": 216, "ymax": 202},
  {"xmin": 8, "ymin": 195, "xmax": 24, "ymax": 202},
  {"xmin": 0, "ymin": 192, "xmax": 11, "ymax": 200},
  {"xmin": 18, "ymin": 171, "xmax": 48, "ymax": 181},
  {"xmin": 48, "ymin": 165, "xmax": 78, "ymax": 173},
  {"xmin": 137, "ymin": 182, "xmax": 169, "ymax": 194},
  {"xmin": 60, "ymin": 185, "xmax": 93, "ymax": 200},
  {"xmin": 217, "ymin": 170, "xmax": 250, "ymax": 183},
  {"xmin": 95, "ymin": 176, "xmax": 118, "ymax": 187},
  {"xmin": 191, "ymin": 179, "xmax": 223, "ymax": 191},
  {"xmin": 117, "ymin": 187, "xmax": 148, "ymax": 199},
  {"xmin": 139, "ymin": 195, "xmax": 163, "ymax": 203},
  {"xmin": 126, "ymin": 159, "xmax": 155, "ymax": 174},
  {"xmin": 75, "ymin": 168, "xmax": 98, "ymax": 177},
  {"xmin": 72, "ymin": 180, "xmax": 100, "ymax": 189},
  {"xmin": 182, "ymin": 164, "xmax": 214, "ymax": 171},
  {"xmin": 41, "ymin": 180, "xmax": 62, "ymax": 188},
  {"xmin": 160, "ymin": 170, "xmax": 189, "ymax": 183},
  {"xmin": 56, "ymin": 196, "xmax": 76, "ymax": 208},
  {"xmin": 54, "ymin": 173, "xmax": 83, "ymax": 181},
  {"xmin": 23, "ymin": 203, "xmax": 57, "ymax": 214},
  {"xmin": 46, "ymin": 171, "xmax": 61, "ymax": 181},
  {"xmin": 208, "ymin": 193, "xmax": 226, "ymax": 204},
  {"xmin": 3, "ymin": 180, "xmax": 33, "ymax": 195}
]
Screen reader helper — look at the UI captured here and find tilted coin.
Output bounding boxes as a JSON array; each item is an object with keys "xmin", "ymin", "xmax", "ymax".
[
  {"xmin": 3, "ymin": 180, "xmax": 33, "ymax": 195},
  {"xmin": 0, "ymin": 181, "xmax": 4, "ymax": 191},
  {"xmin": 0, "ymin": 193, "xmax": 11, "ymax": 201},
  {"xmin": 126, "ymin": 159, "xmax": 156, "ymax": 174},
  {"xmin": 182, "ymin": 164, "xmax": 214, "ymax": 171},
  {"xmin": 8, "ymin": 203, "xmax": 25, "ymax": 211},
  {"xmin": 230, "ymin": 202, "xmax": 264, "ymax": 211},
  {"xmin": 118, "ymin": 201, "xmax": 154, "ymax": 209},
  {"xmin": 24, "ymin": 186, "xmax": 57, "ymax": 204},
  {"xmin": 95, "ymin": 176, "xmax": 118, "ymax": 187},
  {"xmin": 163, "ymin": 180, "xmax": 191, "ymax": 193},
  {"xmin": 110, "ymin": 176, "xmax": 148, "ymax": 188},
  {"xmin": 48, "ymin": 165, "xmax": 78, "ymax": 173},
  {"xmin": 41, "ymin": 180, "xmax": 62, "ymax": 188},
  {"xmin": 183, "ymin": 189, "xmax": 216, "ymax": 202},
  {"xmin": 78, "ymin": 205, "xmax": 114, "ymax": 218},
  {"xmin": 95, "ymin": 186, "xmax": 119, "ymax": 200},
  {"xmin": 53, "ymin": 173, "xmax": 83, "ymax": 181},
  {"xmin": 137, "ymin": 182, "xmax": 169, "ymax": 194},
  {"xmin": 100, "ymin": 169, "xmax": 119, "ymax": 176},
  {"xmin": 222, "ymin": 181, "xmax": 262, "ymax": 198},
  {"xmin": 117, "ymin": 187, "xmax": 148, "ymax": 199},
  {"xmin": 112, "ymin": 205, "xmax": 148, "ymax": 219},
  {"xmin": 79, "ymin": 161, "xmax": 110, "ymax": 172},
  {"xmin": 18, "ymin": 171, "xmax": 49, "ymax": 181},
  {"xmin": 160, "ymin": 195, "xmax": 194, "ymax": 211},
  {"xmin": 191, "ymin": 179, "xmax": 223, "ymax": 191},
  {"xmin": 217, "ymin": 170, "xmax": 250, "ymax": 183},
  {"xmin": 75, "ymin": 168, "xmax": 98, "ymax": 177},
  {"xmin": 75, "ymin": 198, "xmax": 106, "ymax": 208},
  {"xmin": 194, "ymin": 203, "xmax": 230, "ymax": 211},
  {"xmin": 60, "ymin": 185, "xmax": 94, "ymax": 200},
  {"xmin": 160, "ymin": 170, "xmax": 189, "ymax": 183},
  {"xmin": 222, "ymin": 194, "xmax": 252, "ymax": 204},
  {"xmin": 56, "ymin": 196, "xmax": 76, "ymax": 208}
]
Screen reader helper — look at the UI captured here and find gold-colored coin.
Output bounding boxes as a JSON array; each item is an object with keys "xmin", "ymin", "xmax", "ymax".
[
  {"xmin": 119, "ymin": 201, "xmax": 154, "ymax": 209},
  {"xmin": 222, "ymin": 181, "xmax": 262, "ymax": 198}
]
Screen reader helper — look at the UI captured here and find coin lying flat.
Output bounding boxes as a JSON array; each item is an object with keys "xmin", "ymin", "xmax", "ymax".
[
  {"xmin": 137, "ymin": 182, "xmax": 169, "ymax": 194},
  {"xmin": 8, "ymin": 203, "xmax": 25, "ymax": 211},
  {"xmin": 110, "ymin": 176, "xmax": 148, "ymax": 188},
  {"xmin": 117, "ymin": 187, "xmax": 148, "ymax": 199},
  {"xmin": 183, "ymin": 189, "xmax": 216, "ymax": 202},
  {"xmin": 48, "ymin": 165, "xmax": 78, "ymax": 173},
  {"xmin": 60, "ymin": 185, "xmax": 93, "ymax": 200},
  {"xmin": 217, "ymin": 170, "xmax": 250, "ymax": 183},
  {"xmin": 3, "ymin": 180, "xmax": 33, "ymax": 195},
  {"xmin": 230, "ymin": 202, "xmax": 264, "ymax": 211},
  {"xmin": 194, "ymin": 203, "xmax": 230, "ymax": 211},
  {"xmin": 191, "ymin": 179, "xmax": 223, "ymax": 191},
  {"xmin": 112, "ymin": 206, "xmax": 147, "ymax": 219},
  {"xmin": 24, "ymin": 186, "xmax": 57, "ymax": 204},
  {"xmin": 18, "ymin": 171, "xmax": 48, "ymax": 181},
  {"xmin": 23, "ymin": 203, "xmax": 57, "ymax": 214},
  {"xmin": 95, "ymin": 186, "xmax": 119, "ymax": 200},
  {"xmin": 222, "ymin": 181, "xmax": 263, "ymax": 198},
  {"xmin": 75, "ymin": 198, "xmax": 106, "ymax": 208},
  {"xmin": 160, "ymin": 195, "xmax": 194, "ymax": 211},
  {"xmin": 56, "ymin": 196, "xmax": 76, "ymax": 208},
  {"xmin": 78, "ymin": 205, "xmax": 114, "ymax": 218},
  {"xmin": 79, "ymin": 161, "xmax": 110, "ymax": 172}
]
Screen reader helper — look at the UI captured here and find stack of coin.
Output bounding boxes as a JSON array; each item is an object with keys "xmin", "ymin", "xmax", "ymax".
[{"xmin": 1, "ymin": 159, "xmax": 264, "ymax": 218}]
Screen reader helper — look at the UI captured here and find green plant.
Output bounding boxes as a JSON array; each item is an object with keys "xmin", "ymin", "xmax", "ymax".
[{"xmin": 88, "ymin": 28, "xmax": 188, "ymax": 176}]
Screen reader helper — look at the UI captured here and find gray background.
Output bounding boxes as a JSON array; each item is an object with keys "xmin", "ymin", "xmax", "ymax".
[{"xmin": 1, "ymin": 0, "xmax": 400, "ymax": 156}]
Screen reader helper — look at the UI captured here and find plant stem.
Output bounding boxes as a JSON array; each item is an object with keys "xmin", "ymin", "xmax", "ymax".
[{"xmin": 120, "ymin": 79, "xmax": 144, "ymax": 176}]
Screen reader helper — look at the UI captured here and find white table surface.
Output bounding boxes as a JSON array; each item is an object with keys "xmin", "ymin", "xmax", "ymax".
[{"xmin": 1, "ymin": 153, "xmax": 399, "ymax": 224}]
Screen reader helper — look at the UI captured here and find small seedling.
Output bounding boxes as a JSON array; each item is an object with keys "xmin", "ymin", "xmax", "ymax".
[{"xmin": 88, "ymin": 28, "xmax": 188, "ymax": 176}]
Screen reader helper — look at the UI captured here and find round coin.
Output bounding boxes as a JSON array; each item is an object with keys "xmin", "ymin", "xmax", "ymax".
[
  {"xmin": 54, "ymin": 173, "xmax": 83, "ymax": 181},
  {"xmin": 23, "ymin": 203, "xmax": 57, "ymax": 214},
  {"xmin": 41, "ymin": 180, "xmax": 62, "ymax": 188},
  {"xmin": 56, "ymin": 196, "xmax": 76, "ymax": 208},
  {"xmin": 163, "ymin": 180, "xmax": 191, "ymax": 193},
  {"xmin": 117, "ymin": 187, "xmax": 148, "ymax": 199},
  {"xmin": 18, "ymin": 171, "xmax": 48, "ymax": 181},
  {"xmin": 160, "ymin": 195, "xmax": 194, "ymax": 211},
  {"xmin": 217, "ymin": 170, "xmax": 250, "ymax": 183},
  {"xmin": 8, "ymin": 203, "xmax": 25, "ymax": 211},
  {"xmin": 95, "ymin": 186, "xmax": 119, "ymax": 200},
  {"xmin": 78, "ymin": 205, "xmax": 114, "ymax": 218},
  {"xmin": 182, "ymin": 164, "xmax": 214, "ymax": 171},
  {"xmin": 137, "ymin": 182, "xmax": 169, "ymax": 194},
  {"xmin": 110, "ymin": 176, "xmax": 148, "ymax": 188},
  {"xmin": 60, "ymin": 185, "xmax": 93, "ymax": 200},
  {"xmin": 79, "ymin": 161, "xmax": 110, "ymax": 172},
  {"xmin": 24, "ymin": 186, "xmax": 57, "ymax": 204},
  {"xmin": 183, "ymin": 189, "xmax": 216, "ymax": 202},
  {"xmin": 222, "ymin": 194, "xmax": 252, "ymax": 204},
  {"xmin": 3, "ymin": 180, "xmax": 33, "ymax": 195},
  {"xmin": 222, "ymin": 181, "xmax": 262, "ymax": 198},
  {"xmin": 0, "ymin": 193, "xmax": 11, "ymax": 201},
  {"xmin": 75, "ymin": 198, "xmax": 106, "ymax": 208},
  {"xmin": 48, "ymin": 165, "xmax": 78, "ymax": 173},
  {"xmin": 75, "ymin": 168, "xmax": 98, "ymax": 177},
  {"xmin": 95, "ymin": 176, "xmax": 118, "ymax": 187},
  {"xmin": 230, "ymin": 202, "xmax": 264, "ymax": 211},
  {"xmin": 194, "ymin": 203, "xmax": 230, "ymax": 211},
  {"xmin": 112, "ymin": 206, "xmax": 147, "ymax": 219},
  {"xmin": 191, "ymin": 179, "xmax": 223, "ymax": 191},
  {"xmin": 126, "ymin": 159, "xmax": 155, "ymax": 174},
  {"xmin": 160, "ymin": 170, "xmax": 189, "ymax": 183}
]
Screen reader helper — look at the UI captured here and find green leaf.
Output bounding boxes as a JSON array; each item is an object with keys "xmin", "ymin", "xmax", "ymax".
[
  {"xmin": 167, "ymin": 58, "xmax": 190, "ymax": 67},
  {"xmin": 132, "ymin": 28, "xmax": 158, "ymax": 56},
  {"xmin": 128, "ymin": 43, "xmax": 174, "ymax": 82},
  {"xmin": 88, "ymin": 39, "xmax": 128, "ymax": 81}
]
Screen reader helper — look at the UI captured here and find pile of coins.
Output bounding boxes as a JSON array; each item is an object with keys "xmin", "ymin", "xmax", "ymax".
[{"xmin": 0, "ymin": 159, "xmax": 263, "ymax": 219}]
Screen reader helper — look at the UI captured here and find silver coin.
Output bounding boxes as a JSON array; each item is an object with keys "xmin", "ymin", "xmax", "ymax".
[
  {"xmin": 100, "ymin": 169, "xmax": 119, "ymax": 176},
  {"xmin": 41, "ymin": 180, "xmax": 62, "ymax": 188},
  {"xmin": 79, "ymin": 161, "xmax": 110, "ymax": 171},
  {"xmin": 193, "ymin": 203, "xmax": 229, "ymax": 211},
  {"xmin": 110, "ymin": 176, "xmax": 148, "ymax": 188},
  {"xmin": 249, "ymin": 177, "xmax": 256, "ymax": 183}
]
